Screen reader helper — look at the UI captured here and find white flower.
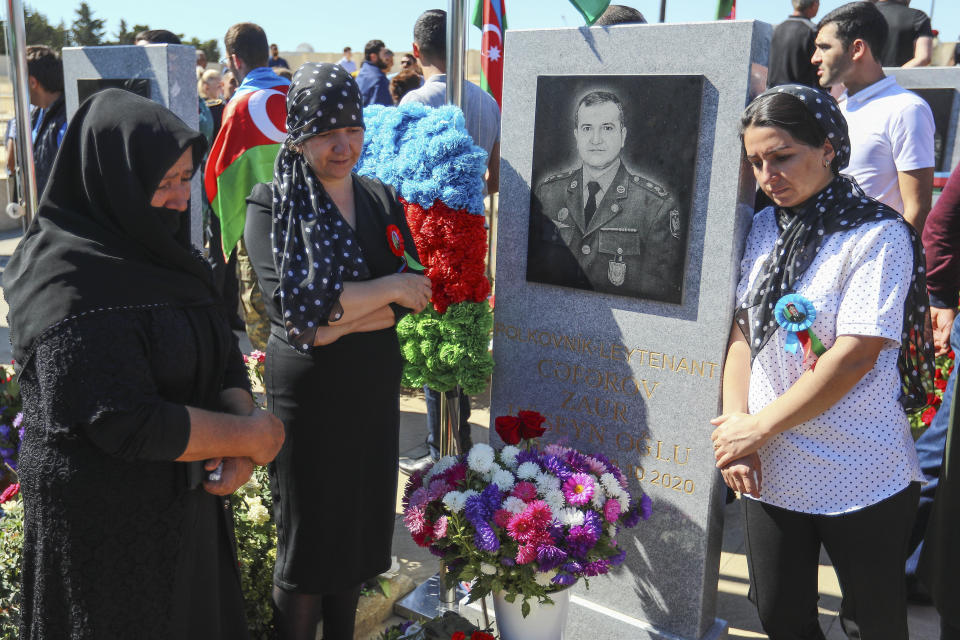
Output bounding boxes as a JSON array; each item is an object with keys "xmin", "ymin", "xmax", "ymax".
[
  {"xmin": 590, "ymin": 482, "xmax": 607, "ymax": 509},
  {"xmin": 484, "ymin": 463, "xmax": 502, "ymax": 482},
  {"xmin": 426, "ymin": 455, "xmax": 458, "ymax": 481},
  {"xmin": 461, "ymin": 490, "xmax": 479, "ymax": 502},
  {"xmin": 467, "ymin": 444, "xmax": 496, "ymax": 474},
  {"xmin": 617, "ymin": 493, "xmax": 629, "ymax": 511},
  {"xmin": 480, "ymin": 562, "xmax": 498, "ymax": 575},
  {"xmin": 600, "ymin": 473, "xmax": 621, "ymax": 495},
  {"xmin": 491, "ymin": 468, "xmax": 516, "ymax": 492},
  {"xmin": 558, "ymin": 508, "xmax": 585, "ymax": 527},
  {"xmin": 0, "ymin": 498, "xmax": 21, "ymax": 517},
  {"xmin": 502, "ymin": 496, "xmax": 527, "ymax": 514},
  {"xmin": 499, "ymin": 445, "xmax": 521, "ymax": 468},
  {"xmin": 535, "ymin": 472, "xmax": 561, "ymax": 494},
  {"xmin": 608, "ymin": 524, "xmax": 617, "ymax": 538},
  {"xmin": 247, "ymin": 503, "xmax": 270, "ymax": 526},
  {"xmin": 442, "ymin": 491, "xmax": 467, "ymax": 513},
  {"xmin": 535, "ymin": 569, "xmax": 558, "ymax": 587},
  {"xmin": 543, "ymin": 489, "xmax": 565, "ymax": 515},
  {"xmin": 516, "ymin": 461, "xmax": 540, "ymax": 479}
]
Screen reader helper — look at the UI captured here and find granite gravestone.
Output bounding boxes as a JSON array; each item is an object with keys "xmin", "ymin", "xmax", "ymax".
[
  {"xmin": 62, "ymin": 44, "xmax": 203, "ymax": 245},
  {"xmin": 490, "ymin": 21, "xmax": 771, "ymax": 640},
  {"xmin": 884, "ymin": 66, "xmax": 960, "ymax": 178}
]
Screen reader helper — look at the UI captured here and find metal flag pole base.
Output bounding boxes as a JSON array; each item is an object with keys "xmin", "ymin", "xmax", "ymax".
[{"xmin": 393, "ymin": 569, "xmax": 470, "ymax": 621}]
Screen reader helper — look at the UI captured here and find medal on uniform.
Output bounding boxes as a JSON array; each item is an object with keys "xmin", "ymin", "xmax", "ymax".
[
  {"xmin": 774, "ymin": 294, "xmax": 825, "ymax": 369},
  {"xmin": 386, "ymin": 224, "xmax": 424, "ymax": 273},
  {"xmin": 608, "ymin": 253, "xmax": 626, "ymax": 287}
]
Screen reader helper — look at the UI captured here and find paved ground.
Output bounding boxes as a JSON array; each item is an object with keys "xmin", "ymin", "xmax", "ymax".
[{"xmin": 0, "ymin": 230, "xmax": 942, "ymax": 639}]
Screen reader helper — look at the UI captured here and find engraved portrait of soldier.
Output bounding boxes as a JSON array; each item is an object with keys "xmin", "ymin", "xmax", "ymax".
[{"xmin": 526, "ymin": 76, "xmax": 703, "ymax": 304}]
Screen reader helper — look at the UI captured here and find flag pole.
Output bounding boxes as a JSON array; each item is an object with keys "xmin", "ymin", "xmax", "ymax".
[
  {"xmin": 659, "ymin": 0, "xmax": 666, "ymax": 23},
  {"xmin": 446, "ymin": 0, "xmax": 468, "ymax": 109},
  {"xmin": 5, "ymin": 0, "xmax": 37, "ymax": 228}
]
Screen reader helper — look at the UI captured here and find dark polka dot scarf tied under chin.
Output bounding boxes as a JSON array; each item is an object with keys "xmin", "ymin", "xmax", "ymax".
[
  {"xmin": 271, "ymin": 62, "xmax": 368, "ymax": 352},
  {"xmin": 736, "ymin": 175, "xmax": 934, "ymax": 411}
]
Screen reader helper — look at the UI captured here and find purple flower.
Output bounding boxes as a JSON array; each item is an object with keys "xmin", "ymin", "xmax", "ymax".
[
  {"xmin": 640, "ymin": 493, "xmax": 652, "ymax": 520},
  {"xmin": 583, "ymin": 510, "xmax": 603, "ymax": 537},
  {"xmin": 0, "ymin": 448, "xmax": 14, "ymax": 459},
  {"xmin": 548, "ymin": 522, "xmax": 565, "ymax": 541},
  {"xmin": 464, "ymin": 495, "xmax": 489, "ymax": 525},
  {"xmin": 583, "ymin": 559, "xmax": 610, "ymax": 576},
  {"xmin": 500, "ymin": 556, "xmax": 516, "ymax": 566},
  {"xmin": 543, "ymin": 455, "xmax": 573, "ymax": 481},
  {"xmin": 567, "ymin": 525, "xmax": 599, "ymax": 558},
  {"xmin": 552, "ymin": 572, "xmax": 577, "ymax": 587},
  {"xmin": 515, "ymin": 449, "xmax": 541, "ymax": 466},
  {"xmin": 563, "ymin": 450, "xmax": 590, "ymax": 472},
  {"xmin": 12, "ymin": 413, "xmax": 22, "ymax": 428},
  {"xmin": 0, "ymin": 425, "xmax": 9, "ymax": 439},
  {"xmin": 428, "ymin": 545, "xmax": 445, "ymax": 557},
  {"xmin": 561, "ymin": 561, "xmax": 583, "ymax": 574},
  {"xmin": 481, "ymin": 483, "xmax": 503, "ymax": 512},
  {"xmin": 474, "ymin": 522, "xmax": 500, "ymax": 553},
  {"xmin": 562, "ymin": 473, "xmax": 595, "ymax": 506},
  {"xmin": 536, "ymin": 545, "xmax": 568, "ymax": 572},
  {"xmin": 609, "ymin": 549, "xmax": 627, "ymax": 566}
]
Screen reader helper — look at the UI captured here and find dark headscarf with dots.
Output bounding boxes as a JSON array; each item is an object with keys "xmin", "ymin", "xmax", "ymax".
[
  {"xmin": 271, "ymin": 62, "xmax": 367, "ymax": 351},
  {"xmin": 737, "ymin": 84, "xmax": 934, "ymax": 411}
]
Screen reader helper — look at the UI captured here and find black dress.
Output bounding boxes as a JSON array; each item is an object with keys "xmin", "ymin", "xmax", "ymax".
[
  {"xmin": 18, "ymin": 307, "xmax": 251, "ymax": 639},
  {"xmin": 245, "ymin": 175, "xmax": 415, "ymax": 593}
]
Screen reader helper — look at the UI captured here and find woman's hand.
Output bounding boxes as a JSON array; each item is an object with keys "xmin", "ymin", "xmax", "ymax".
[
  {"xmin": 389, "ymin": 273, "xmax": 432, "ymax": 313},
  {"xmin": 710, "ymin": 412, "xmax": 770, "ymax": 468},
  {"xmin": 203, "ymin": 456, "xmax": 255, "ymax": 496},
  {"xmin": 720, "ymin": 453, "xmax": 762, "ymax": 497}
]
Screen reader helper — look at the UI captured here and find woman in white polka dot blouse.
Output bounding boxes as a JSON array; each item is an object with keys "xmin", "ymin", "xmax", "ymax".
[{"xmin": 710, "ymin": 84, "xmax": 933, "ymax": 638}]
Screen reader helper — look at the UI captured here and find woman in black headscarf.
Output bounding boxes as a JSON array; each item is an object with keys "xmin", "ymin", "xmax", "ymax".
[
  {"xmin": 710, "ymin": 85, "xmax": 933, "ymax": 637},
  {"xmin": 244, "ymin": 63, "xmax": 430, "ymax": 640},
  {"xmin": 4, "ymin": 89, "xmax": 284, "ymax": 639}
]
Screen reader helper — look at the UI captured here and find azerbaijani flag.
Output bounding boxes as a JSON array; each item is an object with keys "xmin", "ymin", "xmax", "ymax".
[
  {"xmin": 717, "ymin": 0, "xmax": 736, "ymax": 20},
  {"xmin": 567, "ymin": 0, "xmax": 610, "ymax": 25},
  {"xmin": 204, "ymin": 83, "xmax": 288, "ymax": 257},
  {"xmin": 472, "ymin": 0, "xmax": 507, "ymax": 109}
]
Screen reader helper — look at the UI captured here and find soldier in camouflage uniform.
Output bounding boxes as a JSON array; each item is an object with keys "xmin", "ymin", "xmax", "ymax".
[{"xmin": 527, "ymin": 90, "xmax": 685, "ymax": 303}]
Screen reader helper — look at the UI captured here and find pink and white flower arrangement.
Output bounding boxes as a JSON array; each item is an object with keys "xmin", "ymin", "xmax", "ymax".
[{"xmin": 401, "ymin": 411, "xmax": 651, "ymax": 615}]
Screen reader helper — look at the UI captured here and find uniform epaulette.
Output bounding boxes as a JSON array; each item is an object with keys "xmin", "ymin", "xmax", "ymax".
[
  {"xmin": 633, "ymin": 174, "xmax": 669, "ymax": 198},
  {"xmin": 205, "ymin": 98, "xmax": 224, "ymax": 108},
  {"xmin": 542, "ymin": 169, "xmax": 575, "ymax": 184}
]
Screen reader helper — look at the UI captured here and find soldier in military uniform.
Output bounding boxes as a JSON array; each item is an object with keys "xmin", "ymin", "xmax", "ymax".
[{"xmin": 527, "ymin": 90, "xmax": 685, "ymax": 303}]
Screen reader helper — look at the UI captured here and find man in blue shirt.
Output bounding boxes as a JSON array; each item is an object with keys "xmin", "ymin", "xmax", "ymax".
[
  {"xmin": 355, "ymin": 39, "xmax": 393, "ymax": 107},
  {"xmin": 26, "ymin": 45, "xmax": 67, "ymax": 197},
  {"xmin": 267, "ymin": 44, "xmax": 290, "ymax": 70}
]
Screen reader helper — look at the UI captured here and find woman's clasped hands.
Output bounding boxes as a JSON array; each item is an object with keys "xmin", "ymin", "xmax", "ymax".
[{"xmin": 711, "ymin": 412, "xmax": 769, "ymax": 498}]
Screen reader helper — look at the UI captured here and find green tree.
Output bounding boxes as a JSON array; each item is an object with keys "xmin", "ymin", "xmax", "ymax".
[
  {"xmin": 70, "ymin": 1, "xmax": 104, "ymax": 46},
  {"xmin": 23, "ymin": 5, "xmax": 70, "ymax": 51},
  {"xmin": 183, "ymin": 36, "xmax": 220, "ymax": 63},
  {"xmin": 113, "ymin": 18, "xmax": 135, "ymax": 45}
]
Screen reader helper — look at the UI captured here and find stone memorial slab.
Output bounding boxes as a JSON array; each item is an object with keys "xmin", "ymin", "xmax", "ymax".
[
  {"xmin": 490, "ymin": 20, "xmax": 771, "ymax": 640},
  {"xmin": 62, "ymin": 44, "xmax": 203, "ymax": 245},
  {"xmin": 884, "ymin": 66, "xmax": 960, "ymax": 176}
]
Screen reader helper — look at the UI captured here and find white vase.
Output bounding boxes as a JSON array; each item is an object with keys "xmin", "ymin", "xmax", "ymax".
[{"xmin": 492, "ymin": 588, "xmax": 570, "ymax": 640}]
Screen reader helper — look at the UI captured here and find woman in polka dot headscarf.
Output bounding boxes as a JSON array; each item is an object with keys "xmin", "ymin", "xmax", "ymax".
[
  {"xmin": 710, "ymin": 85, "xmax": 933, "ymax": 637},
  {"xmin": 243, "ymin": 62, "xmax": 430, "ymax": 640}
]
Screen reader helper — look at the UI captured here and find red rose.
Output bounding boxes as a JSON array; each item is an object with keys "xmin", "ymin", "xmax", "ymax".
[
  {"xmin": 495, "ymin": 416, "xmax": 522, "ymax": 445},
  {"xmin": 935, "ymin": 378, "xmax": 948, "ymax": 391},
  {"xmin": 0, "ymin": 482, "xmax": 19, "ymax": 504},
  {"xmin": 935, "ymin": 369, "xmax": 943, "ymax": 379},
  {"xmin": 949, "ymin": 350, "xmax": 956, "ymax": 360},
  {"xmin": 471, "ymin": 633, "xmax": 496, "ymax": 640},
  {"xmin": 451, "ymin": 633, "xmax": 466, "ymax": 640},
  {"xmin": 922, "ymin": 407, "xmax": 937, "ymax": 425},
  {"xmin": 517, "ymin": 410, "xmax": 547, "ymax": 440}
]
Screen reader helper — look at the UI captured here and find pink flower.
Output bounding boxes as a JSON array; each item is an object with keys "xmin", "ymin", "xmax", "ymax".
[
  {"xmin": 585, "ymin": 456, "xmax": 607, "ymax": 477},
  {"xmin": 427, "ymin": 479, "xmax": 450, "ymax": 501},
  {"xmin": 408, "ymin": 488, "xmax": 430, "ymax": 509},
  {"xmin": 493, "ymin": 509, "xmax": 513, "ymax": 528},
  {"xmin": 442, "ymin": 463, "xmax": 467, "ymax": 487},
  {"xmin": 525, "ymin": 500, "xmax": 553, "ymax": 529},
  {"xmin": 562, "ymin": 473, "xmax": 596, "ymax": 506},
  {"xmin": 604, "ymin": 498, "xmax": 622, "ymax": 522},
  {"xmin": 404, "ymin": 506, "xmax": 428, "ymax": 535},
  {"xmin": 507, "ymin": 510, "xmax": 538, "ymax": 543},
  {"xmin": 0, "ymin": 482, "xmax": 18, "ymax": 504},
  {"xmin": 516, "ymin": 543, "xmax": 537, "ymax": 565},
  {"xmin": 251, "ymin": 350, "xmax": 266, "ymax": 363},
  {"xmin": 511, "ymin": 481, "xmax": 537, "ymax": 502},
  {"xmin": 433, "ymin": 516, "xmax": 449, "ymax": 539}
]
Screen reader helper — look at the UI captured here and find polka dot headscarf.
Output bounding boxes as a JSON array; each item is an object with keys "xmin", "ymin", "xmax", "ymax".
[
  {"xmin": 271, "ymin": 62, "xmax": 369, "ymax": 351},
  {"xmin": 737, "ymin": 85, "xmax": 934, "ymax": 411}
]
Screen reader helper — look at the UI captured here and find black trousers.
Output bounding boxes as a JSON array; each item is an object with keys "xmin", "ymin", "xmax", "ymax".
[{"xmin": 743, "ymin": 483, "xmax": 920, "ymax": 640}]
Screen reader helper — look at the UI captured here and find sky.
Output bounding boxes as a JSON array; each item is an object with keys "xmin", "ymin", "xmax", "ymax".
[{"xmin": 26, "ymin": 0, "xmax": 959, "ymax": 55}]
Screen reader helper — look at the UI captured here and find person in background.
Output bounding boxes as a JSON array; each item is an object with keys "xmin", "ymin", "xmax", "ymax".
[
  {"xmin": 381, "ymin": 48, "xmax": 395, "ymax": 76},
  {"xmin": 812, "ymin": 1, "xmax": 934, "ymax": 230},
  {"xmin": 399, "ymin": 8, "xmax": 501, "ymax": 472},
  {"xmin": 196, "ymin": 49, "xmax": 208, "ymax": 73},
  {"xmin": 26, "ymin": 45, "xmax": 66, "ymax": 197},
  {"xmin": 594, "ymin": 4, "xmax": 647, "ymax": 25},
  {"xmin": 337, "ymin": 46, "xmax": 356, "ymax": 73},
  {"xmin": 205, "ymin": 22, "xmax": 290, "ymax": 352},
  {"xmin": 716, "ymin": 84, "xmax": 930, "ymax": 638},
  {"xmin": 398, "ymin": 52, "xmax": 423, "ymax": 79},
  {"xmin": 268, "ymin": 43, "xmax": 289, "ymax": 69},
  {"xmin": 4, "ymin": 88, "xmax": 284, "ymax": 640},
  {"xmin": 222, "ymin": 70, "xmax": 238, "ymax": 101},
  {"xmin": 768, "ymin": 0, "xmax": 820, "ymax": 88},
  {"xmin": 911, "ymin": 163, "xmax": 960, "ymax": 621},
  {"xmin": 356, "ymin": 39, "xmax": 393, "ymax": 107},
  {"xmin": 876, "ymin": 0, "xmax": 933, "ymax": 67},
  {"xmin": 200, "ymin": 68, "xmax": 223, "ymax": 101},
  {"xmin": 244, "ymin": 63, "xmax": 430, "ymax": 640},
  {"xmin": 390, "ymin": 69, "xmax": 422, "ymax": 104}
]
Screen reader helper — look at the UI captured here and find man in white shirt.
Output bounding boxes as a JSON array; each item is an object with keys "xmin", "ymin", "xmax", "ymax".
[{"xmin": 812, "ymin": 1, "xmax": 934, "ymax": 229}]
